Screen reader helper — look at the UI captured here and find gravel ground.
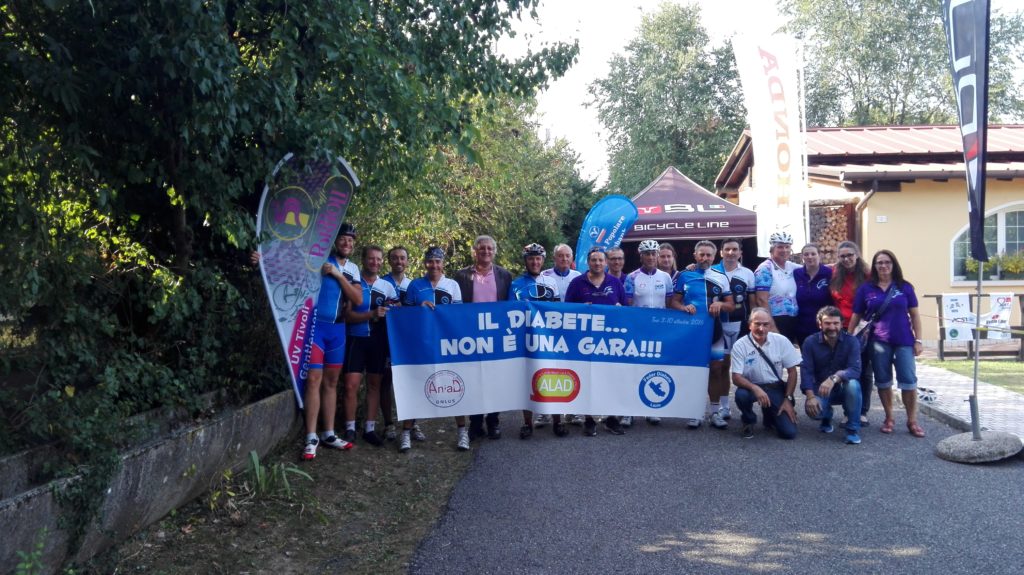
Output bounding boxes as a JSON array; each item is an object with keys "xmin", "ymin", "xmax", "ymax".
[{"xmin": 411, "ymin": 406, "xmax": 1024, "ymax": 574}]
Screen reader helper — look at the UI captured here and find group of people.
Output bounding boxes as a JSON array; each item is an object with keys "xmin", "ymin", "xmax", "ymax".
[{"xmin": 292, "ymin": 226, "xmax": 927, "ymax": 460}]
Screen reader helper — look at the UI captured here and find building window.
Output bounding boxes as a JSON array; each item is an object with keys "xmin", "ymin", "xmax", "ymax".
[{"xmin": 952, "ymin": 205, "xmax": 1024, "ymax": 281}]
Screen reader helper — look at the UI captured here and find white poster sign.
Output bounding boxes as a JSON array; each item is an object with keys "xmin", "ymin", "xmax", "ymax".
[
  {"xmin": 982, "ymin": 293, "xmax": 1014, "ymax": 340},
  {"xmin": 941, "ymin": 293, "xmax": 975, "ymax": 341},
  {"xmin": 733, "ymin": 34, "xmax": 807, "ymax": 256}
]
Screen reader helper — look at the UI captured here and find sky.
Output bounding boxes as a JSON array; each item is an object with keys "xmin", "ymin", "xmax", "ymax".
[{"xmin": 499, "ymin": 0, "xmax": 1016, "ymax": 188}]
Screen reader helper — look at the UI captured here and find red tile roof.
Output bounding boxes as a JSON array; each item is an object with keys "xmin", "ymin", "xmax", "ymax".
[{"xmin": 807, "ymin": 125, "xmax": 1024, "ymax": 156}]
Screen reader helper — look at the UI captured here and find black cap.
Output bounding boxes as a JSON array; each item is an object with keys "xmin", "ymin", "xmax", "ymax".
[
  {"xmin": 424, "ymin": 246, "xmax": 446, "ymax": 261},
  {"xmin": 338, "ymin": 222, "xmax": 357, "ymax": 238}
]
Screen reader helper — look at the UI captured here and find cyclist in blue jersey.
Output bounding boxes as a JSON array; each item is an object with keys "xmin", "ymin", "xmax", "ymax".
[
  {"xmin": 509, "ymin": 243, "xmax": 569, "ymax": 440},
  {"xmin": 302, "ymin": 223, "xmax": 363, "ymax": 460},
  {"xmin": 342, "ymin": 245, "xmax": 399, "ymax": 447},
  {"xmin": 671, "ymin": 240, "xmax": 734, "ymax": 430},
  {"xmin": 400, "ymin": 246, "xmax": 470, "ymax": 452},
  {"xmin": 712, "ymin": 238, "xmax": 756, "ymax": 422},
  {"xmin": 380, "ymin": 246, "xmax": 412, "ymax": 442}
]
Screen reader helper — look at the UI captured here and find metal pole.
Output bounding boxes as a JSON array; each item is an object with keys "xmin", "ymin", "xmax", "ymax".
[{"xmin": 971, "ymin": 264, "xmax": 983, "ymax": 440}]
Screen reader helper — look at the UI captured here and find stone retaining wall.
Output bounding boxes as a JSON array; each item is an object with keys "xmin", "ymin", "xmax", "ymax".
[{"xmin": 0, "ymin": 390, "xmax": 300, "ymax": 575}]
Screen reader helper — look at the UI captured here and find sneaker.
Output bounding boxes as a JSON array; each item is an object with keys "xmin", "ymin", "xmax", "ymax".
[
  {"xmin": 819, "ymin": 420, "xmax": 834, "ymax": 434},
  {"xmin": 487, "ymin": 425, "xmax": 502, "ymax": 440},
  {"xmin": 321, "ymin": 435, "xmax": 354, "ymax": 451},
  {"xmin": 384, "ymin": 424, "xmax": 397, "ymax": 441},
  {"xmin": 520, "ymin": 425, "xmax": 533, "ymax": 440},
  {"xmin": 362, "ymin": 430, "xmax": 384, "ymax": 447},
  {"xmin": 719, "ymin": 405, "xmax": 732, "ymax": 420},
  {"xmin": 412, "ymin": 424, "xmax": 426, "ymax": 442},
  {"xmin": 646, "ymin": 416, "xmax": 661, "ymax": 425},
  {"xmin": 468, "ymin": 424, "xmax": 485, "ymax": 441},
  {"xmin": 860, "ymin": 415, "xmax": 870, "ymax": 427},
  {"xmin": 399, "ymin": 430, "xmax": 412, "ymax": 453},
  {"xmin": 343, "ymin": 429, "xmax": 357, "ymax": 443},
  {"xmin": 709, "ymin": 411, "xmax": 728, "ymax": 429},
  {"xmin": 553, "ymin": 422, "xmax": 569, "ymax": 437},
  {"xmin": 302, "ymin": 437, "xmax": 319, "ymax": 460},
  {"xmin": 584, "ymin": 419, "xmax": 597, "ymax": 437},
  {"xmin": 605, "ymin": 418, "xmax": 625, "ymax": 435},
  {"xmin": 687, "ymin": 418, "xmax": 702, "ymax": 429},
  {"xmin": 620, "ymin": 416, "xmax": 633, "ymax": 428},
  {"xmin": 741, "ymin": 424, "xmax": 754, "ymax": 439},
  {"xmin": 534, "ymin": 414, "xmax": 551, "ymax": 428},
  {"xmin": 457, "ymin": 427, "xmax": 470, "ymax": 451},
  {"xmin": 845, "ymin": 433, "xmax": 862, "ymax": 445},
  {"xmin": 571, "ymin": 414, "xmax": 585, "ymax": 426}
]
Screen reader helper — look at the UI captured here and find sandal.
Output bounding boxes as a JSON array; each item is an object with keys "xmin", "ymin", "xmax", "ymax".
[
  {"xmin": 907, "ymin": 422, "xmax": 925, "ymax": 438},
  {"xmin": 880, "ymin": 419, "xmax": 895, "ymax": 434}
]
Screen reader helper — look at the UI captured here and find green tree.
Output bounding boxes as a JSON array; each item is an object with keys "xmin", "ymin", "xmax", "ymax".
[
  {"xmin": 347, "ymin": 97, "xmax": 593, "ymax": 274},
  {"xmin": 0, "ymin": 0, "xmax": 576, "ymax": 547},
  {"xmin": 781, "ymin": 0, "xmax": 1024, "ymax": 126},
  {"xmin": 589, "ymin": 2, "xmax": 746, "ymax": 195}
]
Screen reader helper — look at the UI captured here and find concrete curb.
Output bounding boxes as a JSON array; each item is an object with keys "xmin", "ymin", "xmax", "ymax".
[
  {"xmin": 0, "ymin": 390, "xmax": 300, "ymax": 575},
  {"xmin": 919, "ymin": 401, "xmax": 974, "ymax": 434}
]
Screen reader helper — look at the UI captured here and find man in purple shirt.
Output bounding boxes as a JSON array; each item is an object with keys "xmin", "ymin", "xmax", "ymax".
[
  {"xmin": 453, "ymin": 235, "xmax": 513, "ymax": 440},
  {"xmin": 564, "ymin": 248, "xmax": 626, "ymax": 436}
]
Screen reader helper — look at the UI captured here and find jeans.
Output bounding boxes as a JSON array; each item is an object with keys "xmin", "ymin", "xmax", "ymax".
[
  {"xmin": 871, "ymin": 341, "xmax": 917, "ymax": 390},
  {"xmin": 735, "ymin": 386, "xmax": 798, "ymax": 439},
  {"xmin": 860, "ymin": 345, "xmax": 873, "ymax": 416},
  {"xmin": 806, "ymin": 379, "xmax": 862, "ymax": 433}
]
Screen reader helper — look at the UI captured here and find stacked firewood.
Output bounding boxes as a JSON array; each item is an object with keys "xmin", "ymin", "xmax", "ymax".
[{"xmin": 808, "ymin": 203, "xmax": 852, "ymax": 265}]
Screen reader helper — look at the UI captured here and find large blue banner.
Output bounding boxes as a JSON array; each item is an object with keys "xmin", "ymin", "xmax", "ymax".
[
  {"xmin": 387, "ymin": 301, "xmax": 713, "ymax": 420},
  {"xmin": 574, "ymin": 195, "xmax": 638, "ymax": 271}
]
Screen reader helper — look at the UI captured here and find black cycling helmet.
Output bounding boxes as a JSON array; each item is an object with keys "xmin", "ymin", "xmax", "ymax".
[
  {"xmin": 522, "ymin": 243, "xmax": 546, "ymax": 258},
  {"xmin": 338, "ymin": 222, "xmax": 357, "ymax": 238}
]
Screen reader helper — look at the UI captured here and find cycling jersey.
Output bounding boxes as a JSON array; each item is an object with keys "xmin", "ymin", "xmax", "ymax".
[
  {"xmin": 624, "ymin": 267, "xmax": 673, "ymax": 308},
  {"xmin": 677, "ymin": 266, "xmax": 732, "ymax": 311},
  {"xmin": 346, "ymin": 280, "xmax": 372, "ymax": 337},
  {"xmin": 509, "ymin": 273, "xmax": 560, "ymax": 302},
  {"xmin": 714, "ymin": 262, "xmax": 755, "ymax": 324},
  {"xmin": 540, "ymin": 267, "xmax": 581, "ymax": 302},
  {"xmin": 315, "ymin": 256, "xmax": 361, "ymax": 323},
  {"xmin": 382, "ymin": 273, "xmax": 411, "ymax": 304},
  {"xmin": 754, "ymin": 259, "xmax": 799, "ymax": 317},
  {"xmin": 402, "ymin": 275, "xmax": 462, "ymax": 307}
]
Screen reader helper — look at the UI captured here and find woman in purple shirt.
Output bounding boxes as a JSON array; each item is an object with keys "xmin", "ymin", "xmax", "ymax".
[
  {"xmin": 564, "ymin": 248, "xmax": 626, "ymax": 437},
  {"xmin": 794, "ymin": 243, "xmax": 834, "ymax": 345},
  {"xmin": 850, "ymin": 250, "xmax": 925, "ymax": 438}
]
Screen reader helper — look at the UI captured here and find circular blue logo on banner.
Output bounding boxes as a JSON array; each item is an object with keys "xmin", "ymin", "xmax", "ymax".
[{"xmin": 638, "ymin": 370, "xmax": 675, "ymax": 409}]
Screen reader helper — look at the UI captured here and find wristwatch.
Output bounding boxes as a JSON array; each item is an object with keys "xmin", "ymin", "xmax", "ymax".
[
  {"xmin": 829, "ymin": 374, "xmax": 839, "ymax": 384},
  {"xmin": 786, "ymin": 394, "xmax": 795, "ymax": 403}
]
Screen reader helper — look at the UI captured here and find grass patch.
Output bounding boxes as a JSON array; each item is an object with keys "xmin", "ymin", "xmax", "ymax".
[
  {"xmin": 920, "ymin": 359, "xmax": 1024, "ymax": 394},
  {"xmin": 86, "ymin": 418, "xmax": 473, "ymax": 574}
]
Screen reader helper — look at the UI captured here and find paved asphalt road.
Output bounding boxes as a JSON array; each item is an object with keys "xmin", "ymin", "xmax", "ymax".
[{"xmin": 410, "ymin": 407, "xmax": 1024, "ymax": 574}]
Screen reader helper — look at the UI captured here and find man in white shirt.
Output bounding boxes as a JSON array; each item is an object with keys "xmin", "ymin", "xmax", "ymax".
[{"xmin": 730, "ymin": 308, "xmax": 801, "ymax": 440}]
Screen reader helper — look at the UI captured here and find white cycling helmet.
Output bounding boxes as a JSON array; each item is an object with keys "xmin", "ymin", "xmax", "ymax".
[
  {"xmin": 638, "ymin": 239, "xmax": 661, "ymax": 253},
  {"xmin": 769, "ymin": 231, "xmax": 793, "ymax": 246},
  {"xmin": 522, "ymin": 243, "xmax": 546, "ymax": 258}
]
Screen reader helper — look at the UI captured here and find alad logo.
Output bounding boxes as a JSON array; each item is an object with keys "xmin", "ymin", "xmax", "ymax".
[{"xmin": 530, "ymin": 369, "xmax": 580, "ymax": 402}]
